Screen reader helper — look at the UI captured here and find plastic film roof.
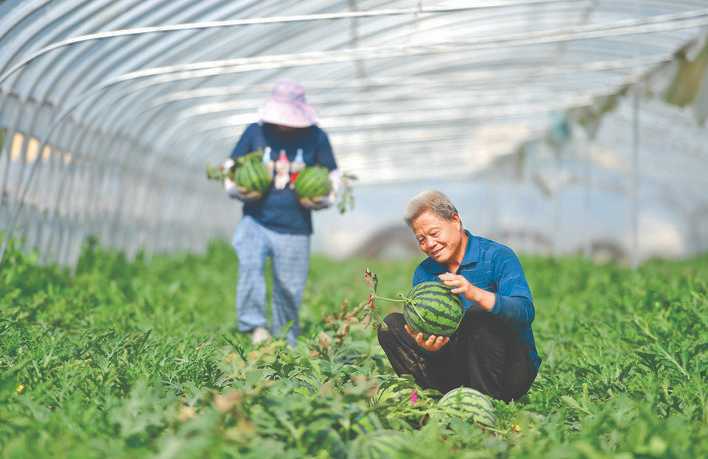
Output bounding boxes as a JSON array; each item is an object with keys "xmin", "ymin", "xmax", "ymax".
[
  {"xmin": 0, "ymin": 0, "xmax": 707, "ymax": 263},
  {"xmin": 1, "ymin": 1, "xmax": 707, "ymax": 179}
]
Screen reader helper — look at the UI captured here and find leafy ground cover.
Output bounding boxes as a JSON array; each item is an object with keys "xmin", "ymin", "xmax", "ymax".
[{"xmin": 1, "ymin": 238, "xmax": 706, "ymax": 458}]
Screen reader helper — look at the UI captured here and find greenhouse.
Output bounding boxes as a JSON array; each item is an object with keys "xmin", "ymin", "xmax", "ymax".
[{"xmin": 1, "ymin": 1, "xmax": 706, "ymax": 458}]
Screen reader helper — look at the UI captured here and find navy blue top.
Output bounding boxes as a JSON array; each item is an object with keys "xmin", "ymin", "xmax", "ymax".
[
  {"xmin": 412, "ymin": 230, "xmax": 541, "ymax": 371},
  {"xmin": 230, "ymin": 122, "xmax": 337, "ymax": 235}
]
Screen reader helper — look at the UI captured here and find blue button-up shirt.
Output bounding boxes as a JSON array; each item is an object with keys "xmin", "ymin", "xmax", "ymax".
[{"xmin": 412, "ymin": 230, "xmax": 541, "ymax": 371}]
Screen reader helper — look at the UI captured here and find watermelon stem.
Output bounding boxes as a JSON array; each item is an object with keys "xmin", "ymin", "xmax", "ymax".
[
  {"xmin": 410, "ymin": 305, "xmax": 426, "ymax": 323},
  {"xmin": 373, "ymin": 295, "xmax": 407, "ymax": 303}
]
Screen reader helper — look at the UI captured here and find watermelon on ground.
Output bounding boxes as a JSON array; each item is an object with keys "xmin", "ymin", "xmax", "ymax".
[
  {"xmin": 435, "ymin": 386, "xmax": 497, "ymax": 428},
  {"xmin": 348, "ymin": 430, "xmax": 409, "ymax": 459}
]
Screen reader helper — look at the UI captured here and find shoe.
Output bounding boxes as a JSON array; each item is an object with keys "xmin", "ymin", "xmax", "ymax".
[{"xmin": 251, "ymin": 326, "xmax": 271, "ymax": 345}]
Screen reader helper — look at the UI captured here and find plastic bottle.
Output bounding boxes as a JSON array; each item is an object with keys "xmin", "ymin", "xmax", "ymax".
[
  {"xmin": 262, "ymin": 146, "xmax": 274, "ymax": 176},
  {"xmin": 290, "ymin": 148, "xmax": 305, "ymax": 185}
]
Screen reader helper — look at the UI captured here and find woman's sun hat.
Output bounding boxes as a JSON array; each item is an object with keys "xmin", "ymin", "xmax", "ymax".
[{"xmin": 259, "ymin": 79, "xmax": 318, "ymax": 128}]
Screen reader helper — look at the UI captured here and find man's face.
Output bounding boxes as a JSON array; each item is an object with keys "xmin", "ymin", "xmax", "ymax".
[{"xmin": 411, "ymin": 211, "xmax": 462, "ymax": 264}]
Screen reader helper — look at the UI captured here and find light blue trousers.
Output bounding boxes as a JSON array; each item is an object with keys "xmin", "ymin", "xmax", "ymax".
[{"xmin": 232, "ymin": 216, "xmax": 310, "ymax": 345}]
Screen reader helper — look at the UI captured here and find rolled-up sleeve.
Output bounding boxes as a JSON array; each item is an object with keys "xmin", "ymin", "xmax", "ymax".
[{"xmin": 489, "ymin": 247, "xmax": 535, "ymax": 325}]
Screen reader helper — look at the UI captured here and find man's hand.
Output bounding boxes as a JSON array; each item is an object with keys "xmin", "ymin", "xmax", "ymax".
[
  {"xmin": 438, "ymin": 272, "xmax": 474, "ymax": 299},
  {"xmin": 299, "ymin": 196, "xmax": 329, "ymax": 209},
  {"xmin": 438, "ymin": 272, "xmax": 495, "ymax": 312},
  {"xmin": 404, "ymin": 324, "xmax": 449, "ymax": 352}
]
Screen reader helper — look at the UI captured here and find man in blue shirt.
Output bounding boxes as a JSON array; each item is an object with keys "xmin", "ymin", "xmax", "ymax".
[
  {"xmin": 224, "ymin": 80, "xmax": 340, "ymax": 346},
  {"xmin": 377, "ymin": 190, "xmax": 540, "ymax": 401}
]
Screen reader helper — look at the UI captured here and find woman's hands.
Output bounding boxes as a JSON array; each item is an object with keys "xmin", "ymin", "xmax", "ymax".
[
  {"xmin": 299, "ymin": 196, "xmax": 329, "ymax": 210},
  {"xmin": 404, "ymin": 324, "xmax": 450, "ymax": 352},
  {"xmin": 438, "ymin": 272, "xmax": 496, "ymax": 312},
  {"xmin": 224, "ymin": 178, "xmax": 262, "ymax": 201},
  {"xmin": 236, "ymin": 186, "xmax": 263, "ymax": 201}
]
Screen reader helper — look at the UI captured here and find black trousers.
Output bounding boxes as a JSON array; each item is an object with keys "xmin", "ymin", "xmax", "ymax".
[{"xmin": 377, "ymin": 310, "xmax": 537, "ymax": 402}]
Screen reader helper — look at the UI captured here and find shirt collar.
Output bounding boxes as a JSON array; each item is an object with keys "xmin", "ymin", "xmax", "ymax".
[
  {"xmin": 461, "ymin": 229, "xmax": 481, "ymax": 265},
  {"xmin": 428, "ymin": 229, "xmax": 479, "ymax": 274}
]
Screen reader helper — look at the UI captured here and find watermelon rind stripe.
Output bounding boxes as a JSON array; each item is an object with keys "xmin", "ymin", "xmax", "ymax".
[
  {"xmin": 249, "ymin": 164, "xmax": 258, "ymax": 190},
  {"xmin": 412, "ymin": 281, "xmax": 451, "ymax": 291},
  {"xmin": 404, "ymin": 315, "xmax": 456, "ymax": 335},
  {"xmin": 440, "ymin": 389, "xmax": 492, "ymax": 404},
  {"xmin": 241, "ymin": 163, "xmax": 252, "ymax": 190},
  {"xmin": 440, "ymin": 388, "xmax": 489, "ymax": 401},
  {"xmin": 258, "ymin": 164, "xmax": 271, "ymax": 191},
  {"xmin": 414, "ymin": 291, "xmax": 460, "ymax": 305},
  {"xmin": 251, "ymin": 163, "xmax": 261, "ymax": 190},
  {"xmin": 297, "ymin": 172, "xmax": 317, "ymax": 196},
  {"xmin": 406, "ymin": 314, "xmax": 458, "ymax": 333},
  {"xmin": 298, "ymin": 171, "xmax": 315, "ymax": 189},
  {"xmin": 235, "ymin": 168, "xmax": 246, "ymax": 188},
  {"xmin": 296, "ymin": 167, "xmax": 331, "ymax": 198},
  {"xmin": 247, "ymin": 163, "xmax": 257, "ymax": 190},
  {"xmin": 403, "ymin": 308, "xmax": 426, "ymax": 331},
  {"xmin": 442, "ymin": 401, "xmax": 494, "ymax": 413},
  {"xmin": 413, "ymin": 282, "xmax": 448, "ymax": 291},
  {"xmin": 255, "ymin": 164, "xmax": 266, "ymax": 191},
  {"xmin": 439, "ymin": 403, "xmax": 494, "ymax": 413},
  {"xmin": 410, "ymin": 283, "xmax": 460, "ymax": 300},
  {"xmin": 232, "ymin": 152, "xmax": 272, "ymax": 192},
  {"xmin": 437, "ymin": 387, "xmax": 497, "ymax": 427},
  {"xmin": 413, "ymin": 291, "xmax": 461, "ymax": 307},
  {"xmin": 409, "ymin": 300, "xmax": 462, "ymax": 324},
  {"xmin": 411, "ymin": 303, "xmax": 462, "ymax": 325},
  {"xmin": 415, "ymin": 300, "xmax": 463, "ymax": 316},
  {"xmin": 439, "ymin": 405, "xmax": 495, "ymax": 419},
  {"xmin": 411, "ymin": 287, "xmax": 458, "ymax": 300},
  {"xmin": 255, "ymin": 166, "xmax": 265, "ymax": 191},
  {"xmin": 414, "ymin": 287, "xmax": 458, "ymax": 298},
  {"xmin": 414, "ymin": 285, "xmax": 450, "ymax": 295},
  {"xmin": 404, "ymin": 281, "xmax": 464, "ymax": 335}
]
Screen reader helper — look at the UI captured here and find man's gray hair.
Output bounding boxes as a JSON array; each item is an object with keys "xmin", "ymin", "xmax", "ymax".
[{"xmin": 404, "ymin": 190, "xmax": 459, "ymax": 226}]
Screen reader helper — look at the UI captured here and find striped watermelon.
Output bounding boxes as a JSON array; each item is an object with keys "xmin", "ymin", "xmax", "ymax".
[
  {"xmin": 436, "ymin": 386, "xmax": 496, "ymax": 427},
  {"xmin": 348, "ymin": 430, "xmax": 409, "ymax": 459},
  {"xmin": 235, "ymin": 152, "xmax": 271, "ymax": 193},
  {"xmin": 294, "ymin": 166, "xmax": 331, "ymax": 199},
  {"xmin": 402, "ymin": 281, "xmax": 464, "ymax": 337}
]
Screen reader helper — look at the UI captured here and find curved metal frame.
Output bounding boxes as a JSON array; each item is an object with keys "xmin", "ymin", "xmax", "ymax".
[{"xmin": 1, "ymin": 0, "xmax": 707, "ymax": 265}]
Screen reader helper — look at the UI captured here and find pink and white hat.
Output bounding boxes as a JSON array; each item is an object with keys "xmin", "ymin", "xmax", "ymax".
[{"xmin": 259, "ymin": 79, "xmax": 318, "ymax": 128}]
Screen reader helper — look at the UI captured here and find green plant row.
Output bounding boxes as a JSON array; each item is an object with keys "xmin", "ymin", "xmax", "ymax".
[{"xmin": 1, "ymin": 237, "xmax": 706, "ymax": 458}]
